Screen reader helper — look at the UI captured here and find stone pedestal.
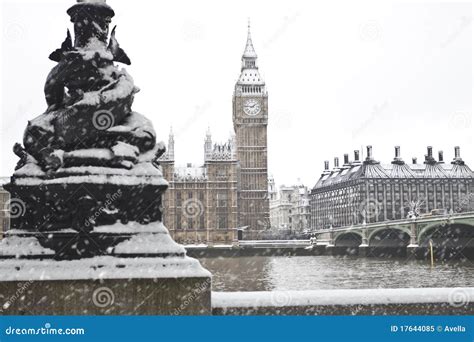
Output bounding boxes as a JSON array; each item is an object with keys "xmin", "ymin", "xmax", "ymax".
[
  {"xmin": 0, "ymin": 0, "xmax": 213, "ymax": 316},
  {"xmin": 0, "ymin": 259, "xmax": 211, "ymax": 315},
  {"xmin": 0, "ymin": 222, "xmax": 211, "ymax": 315}
]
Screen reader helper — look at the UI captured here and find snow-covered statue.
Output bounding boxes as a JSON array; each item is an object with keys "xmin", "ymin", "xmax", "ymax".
[
  {"xmin": 18, "ymin": 1, "xmax": 158, "ymax": 172},
  {"xmin": 5, "ymin": 0, "xmax": 168, "ymax": 255}
]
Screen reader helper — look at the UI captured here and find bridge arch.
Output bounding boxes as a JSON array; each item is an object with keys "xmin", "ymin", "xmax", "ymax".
[
  {"xmin": 367, "ymin": 226, "xmax": 411, "ymax": 246},
  {"xmin": 367, "ymin": 228, "xmax": 411, "ymax": 257},
  {"xmin": 418, "ymin": 222, "xmax": 474, "ymax": 259},
  {"xmin": 334, "ymin": 231, "xmax": 363, "ymax": 247}
]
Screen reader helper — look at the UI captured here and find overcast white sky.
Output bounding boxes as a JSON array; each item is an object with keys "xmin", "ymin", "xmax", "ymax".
[{"xmin": 1, "ymin": 0, "xmax": 472, "ymax": 188}]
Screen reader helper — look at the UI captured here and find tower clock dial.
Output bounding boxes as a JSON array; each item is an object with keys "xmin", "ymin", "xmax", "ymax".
[{"xmin": 243, "ymin": 99, "xmax": 261, "ymax": 116}]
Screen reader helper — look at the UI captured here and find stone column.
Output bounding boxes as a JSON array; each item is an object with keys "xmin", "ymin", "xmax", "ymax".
[
  {"xmin": 359, "ymin": 228, "xmax": 369, "ymax": 257},
  {"xmin": 407, "ymin": 219, "xmax": 419, "ymax": 257}
]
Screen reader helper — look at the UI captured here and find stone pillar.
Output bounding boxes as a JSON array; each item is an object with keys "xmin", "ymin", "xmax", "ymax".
[
  {"xmin": 325, "ymin": 228, "xmax": 335, "ymax": 255},
  {"xmin": 407, "ymin": 220, "xmax": 419, "ymax": 257},
  {"xmin": 359, "ymin": 229, "xmax": 369, "ymax": 257}
]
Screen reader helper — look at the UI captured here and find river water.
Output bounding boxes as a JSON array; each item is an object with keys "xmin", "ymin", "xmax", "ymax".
[{"xmin": 198, "ymin": 256, "xmax": 474, "ymax": 292}]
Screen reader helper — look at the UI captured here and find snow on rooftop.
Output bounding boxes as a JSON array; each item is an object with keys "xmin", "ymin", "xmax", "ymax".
[{"xmin": 174, "ymin": 165, "xmax": 207, "ymax": 181}]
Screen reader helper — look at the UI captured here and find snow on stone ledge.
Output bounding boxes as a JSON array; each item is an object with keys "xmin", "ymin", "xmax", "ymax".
[
  {"xmin": 212, "ymin": 288, "xmax": 474, "ymax": 308},
  {"xmin": 114, "ymin": 232, "xmax": 185, "ymax": 255},
  {"xmin": 14, "ymin": 162, "xmax": 163, "ymax": 178},
  {"xmin": 0, "ymin": 256, "xmax": 211, "ymax": 281},
  {"xmin": 0, "ymin": 236, "xmax": 54, "ymax": 257},
  {"xmin": 14, "ymin": 174, "xmax": 167, "ymax": 186},
  {"xmin": 93, "ymin": 221, "xmax": 169, "ymax": 234}
]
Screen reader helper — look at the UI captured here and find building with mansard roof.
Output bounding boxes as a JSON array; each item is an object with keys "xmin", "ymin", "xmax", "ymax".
[{"xmin": 310, "ymin": 146, "xmax": 474, "ymax": 230}]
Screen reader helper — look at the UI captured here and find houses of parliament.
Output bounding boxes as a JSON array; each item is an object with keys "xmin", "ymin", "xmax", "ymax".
[{"xmin": 159, "ymin": 24, "xmax": 270, "ymax": 244}]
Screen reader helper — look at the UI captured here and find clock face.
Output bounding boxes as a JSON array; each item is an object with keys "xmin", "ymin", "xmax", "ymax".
[{"xmin": 243, "ymin": 99, "xmax": 261, "ymax": 116}]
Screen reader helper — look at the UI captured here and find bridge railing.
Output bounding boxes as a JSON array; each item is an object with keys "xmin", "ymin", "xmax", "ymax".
[
  {"xmin": 239, "ymin": 240, "xmax": 311, "ymax": 246},
  {"xmin": 310, "ymin": 211, "xmax": 474, "ymax": 234}
]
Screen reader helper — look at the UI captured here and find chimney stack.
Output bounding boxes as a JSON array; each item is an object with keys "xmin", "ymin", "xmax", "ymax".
[
  {"xmin": 324, "ymin": 160, "xmax": 329, "ymax": 170},
  {"xmin": 427, "ymin": 146, "xmax": 433, "ymax": 158},
  {"xmin": 366, "ymin": 145, "xmax": 373, "ymax": 160},
  {"xmin": 438, "ymin": 151, "xmax": 444, "ymax": 163},
  {"xmin": 412, "ymin": 157, "xmax": 417, "ymax": 164},
  {"xmin": 395, "ymin": 146, "xmax": 400, "ymax": 158},
  {"xmin": 354, "ymin": 150, "xmax": 360, "ymax": 162},
  {"xmin": 334, "ymin": 157, "xmax": 339, "ymax": 168},
  {"xmin": 343, "ymin": 154, "xmax": 349, "ymax": 165},
  {"xmin": 454, "ymin": 146, "xmax": 461, "ymax": 159}
]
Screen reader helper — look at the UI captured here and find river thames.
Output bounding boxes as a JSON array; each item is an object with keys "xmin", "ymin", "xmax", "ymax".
[{"xmin": 199, "ymin": 256, "xmax": 474, "ymax": 291}]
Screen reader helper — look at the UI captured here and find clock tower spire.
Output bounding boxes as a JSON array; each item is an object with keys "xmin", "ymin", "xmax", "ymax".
[{"xmin": 233, "ymin": 21, "xmax": 269, "ymax": 238}]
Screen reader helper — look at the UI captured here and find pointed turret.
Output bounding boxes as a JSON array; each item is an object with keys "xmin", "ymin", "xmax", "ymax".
[
  {"xmin": 204, "ymin": 127, "xmax": 212, "ymax": 161},
  {"xmin": 167, "ymin": 127, "xmax": 174, "ymax": 161},
  {"xmin": 243, "ymin": 19, "xmax": 257, "ymax": 59},
  {"xmin": 235, "ymin": 20, "xmax": 266, "ymax": 94}
]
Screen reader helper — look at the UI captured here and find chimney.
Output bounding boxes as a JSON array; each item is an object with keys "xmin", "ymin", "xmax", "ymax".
[
  {"xmin": 334, "ymin": 157, "xmax": 339, "ymax": 168},
  {"xmin": 354, "ymin": 150, "xmax": 360, "ymax": 162},
  {"xmin": 324, "ymin": 160, "xmax": 329, "ymax": 170},
  {"xmin": 412, "ymin": 157, "xmax": 417, "ymax": 164},
  {"xmin": 427, "ymin": 146, "xmax": 433, "ymax": 158},
  {"xmin": 187, "ymin": 163, "xmax": 192, "ymax": 168},
  {"xmin": 366, "ymin": 145, "xmax": 373, "ymax": 160},
  {"xmin": 454, "ymin": 146, "xmax": 461, "ymax": 159},
  {"xmin": 395, "ymin": 146, "xmax": 400, "ymax": 158},
  {"xmin": 438, "ymin": 151, "xmax": 444, "ymax": 163},
  {"xmin": 343, "ymin": 154, "xmax": 349, "ymax": 165}
]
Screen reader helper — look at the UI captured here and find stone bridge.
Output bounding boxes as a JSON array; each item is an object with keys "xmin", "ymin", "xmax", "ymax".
[{"xmin": 311, "ymin": 212, "xmax": 474, "ymax": 259}]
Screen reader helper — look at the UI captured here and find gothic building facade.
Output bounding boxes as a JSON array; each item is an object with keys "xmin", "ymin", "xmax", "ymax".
[
  {"xmin": 160, "ymin": 24, "xmax": 270, "ymax": 243},
  {"xmin": 160, "ymin": 130, "xmax": 239, "ymax": 244},
  {"xmin": 310, "ymin": 146, "xmax": 474, "ymax": 230}
]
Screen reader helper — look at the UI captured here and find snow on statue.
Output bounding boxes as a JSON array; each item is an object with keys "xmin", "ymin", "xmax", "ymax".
[{"xmin": 5, "ymin": 0, "xmax": 169, "ymax": 247}]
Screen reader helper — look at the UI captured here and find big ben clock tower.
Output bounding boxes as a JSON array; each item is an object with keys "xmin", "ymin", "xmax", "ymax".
[{"xmin": 233, "ymin": 22, "xmax": 269, "ymax": 237}]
